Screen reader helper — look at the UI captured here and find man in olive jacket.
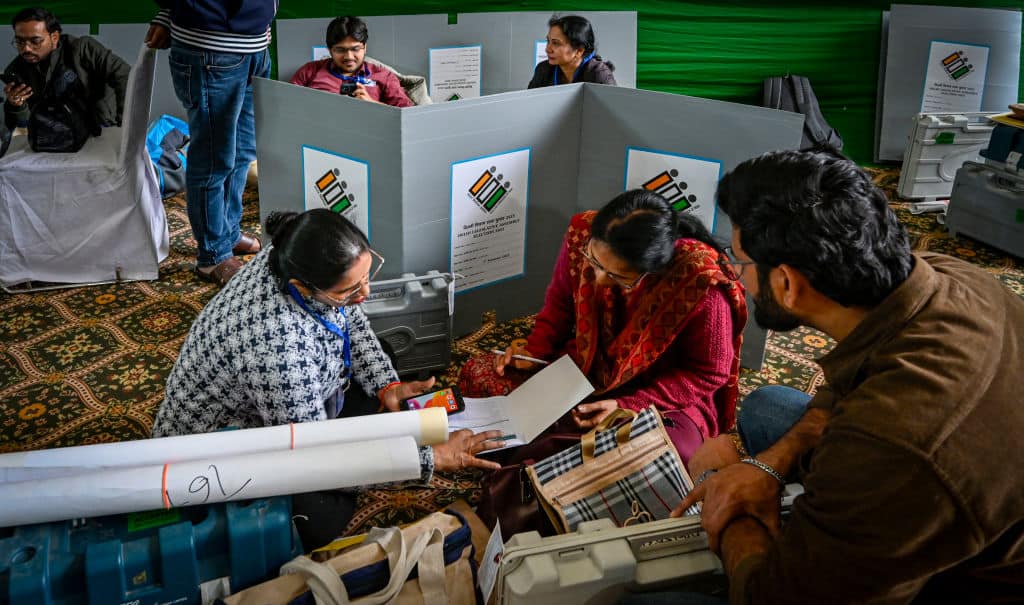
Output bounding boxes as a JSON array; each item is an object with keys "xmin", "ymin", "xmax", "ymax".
[{"xmin": 3, "ymin": 7, "xmax": 130, "ymax": 131}]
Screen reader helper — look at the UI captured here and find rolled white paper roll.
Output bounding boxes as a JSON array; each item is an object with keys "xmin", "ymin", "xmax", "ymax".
[
  {"xmin": 0, "ymin": 436, "xmax": 422, "ymax": 527},
  {"xmin": 0, "ymin": 407, "xmax": 448, "ymax": 483}
]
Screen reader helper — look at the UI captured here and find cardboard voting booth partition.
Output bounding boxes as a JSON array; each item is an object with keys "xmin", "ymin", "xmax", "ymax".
[
  {"xmin": 253, "ymin": 80, "xmax": 803, "ymax": 370},
  {"xmin": 875, "ymin": 4, "xmax": 1021, "ymax": 162},
  {"xmin": 275, "ymin": 11, "xmax": 637, "ymax": 93}
]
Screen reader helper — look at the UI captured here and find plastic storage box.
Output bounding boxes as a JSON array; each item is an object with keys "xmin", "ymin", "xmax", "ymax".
[
  {"xmin": 0, "ymin": 498, "xmax": 301, "ymax": 605},
  {"xmin": 364, "ymin": 271, "xmax": 453, "ymax": 377},
  {"xmin": 947, "ymin": 161, "xmax": 1024, "ymax": 259},
  {"xmin": 897, "ymin": 112, "xmax": 995, "ymax": 201}
]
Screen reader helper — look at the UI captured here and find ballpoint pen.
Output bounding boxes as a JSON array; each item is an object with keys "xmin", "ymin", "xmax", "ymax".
[{"xmin": 490, "ymin": 349, "xmax": 550, "ymax": 365}]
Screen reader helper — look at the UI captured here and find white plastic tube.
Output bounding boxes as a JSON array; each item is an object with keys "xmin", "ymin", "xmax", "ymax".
[
  {"xmin": 0, "ymin": 436, "xmax": 422, "ymax": 527},
  {"xmin": 0, "ymin": 408, "xmax": 447, "ymax": 483}
]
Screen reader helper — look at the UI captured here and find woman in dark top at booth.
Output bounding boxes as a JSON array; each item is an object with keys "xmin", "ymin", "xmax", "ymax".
[{"xmin": 527, "ymin": 15, "xmax": 616, "ymax": 88}]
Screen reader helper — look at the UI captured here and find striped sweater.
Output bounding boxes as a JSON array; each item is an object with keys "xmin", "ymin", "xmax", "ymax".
[{"xmin": 151, "ymin": 0, "xmax": 275, "ymax": 54}]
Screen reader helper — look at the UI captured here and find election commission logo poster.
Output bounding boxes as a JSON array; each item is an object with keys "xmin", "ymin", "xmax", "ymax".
[
  {"xmin": 624, "ymin": 147, "xmax": 721, "ymax": 232},
  {"xmin": 920, "ymin": 40, "xmax": 989, "ymax": 114},
  {"xmin": 302, "ymin": 146, "xmax": 370, "ymax": 239},
  {"xmin": 450, "ymin": 148, "xmax": 531, "ymax": 293}
]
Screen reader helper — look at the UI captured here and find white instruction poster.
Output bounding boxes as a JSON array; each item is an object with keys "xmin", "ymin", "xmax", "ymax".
[
  {"xmin": 302, "ymin": 145, "xmax": 371, "ymax": 239},
  {"xmin": 624, "ymin": 147, "xmax": 721, "ymax": 231},
  {"xmin": 534, "ymin": 40, "xmax": 547, "ymax": 69},
  {"xmin": 920, "ymin": 40, "xmax": 989, "ymax": 113},
  {"xmin": 312, "ymin": 45, "xmax": 330, "ymax": 61},
  {"xmin": 429, "ymin": 45, "xmax": 482, "ymax": 101},
  {"xmin": 450, "ymin": 148, "xmax": 530, "ymax": 293}
]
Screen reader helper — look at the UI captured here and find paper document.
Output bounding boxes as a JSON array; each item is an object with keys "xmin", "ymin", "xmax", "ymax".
[{"xmin": 448, "ymin": 355, "xmax": 594, "ymax": 451}]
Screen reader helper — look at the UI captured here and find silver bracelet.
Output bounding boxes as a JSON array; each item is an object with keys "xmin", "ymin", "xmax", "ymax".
[
  {"xmin": 740, "ymin": 457, "xmax": 785, "ymax": 487},
  {"xmin": 693, "ymin": 468, "xmax": 717, "ymax": 489}
]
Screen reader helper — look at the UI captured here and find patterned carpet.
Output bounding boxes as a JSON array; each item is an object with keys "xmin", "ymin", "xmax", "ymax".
[{"xmin": 1, "ymin": 169, "xmax": 1022, "ymax": 536}]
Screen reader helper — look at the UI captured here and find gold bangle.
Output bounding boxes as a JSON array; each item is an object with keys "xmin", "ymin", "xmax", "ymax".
[{"xmin": 730, "ymin": 432, "xmax": 748, "ymax": 457}]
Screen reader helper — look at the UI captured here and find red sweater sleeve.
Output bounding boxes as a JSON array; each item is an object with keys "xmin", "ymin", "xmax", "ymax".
[
  {"xmin": 614, "ymin": 286, "xmax": 736, "ymax": 434},
  {"xmin": 378, "ymin": 70, "xmax": 414, "ymax": 107},
  {"xmin": 525, "ymin": 233, "xmax": 575, "ymax": 360},
  {"xmin": 289, "ymin": 61, "xmax": 315, "ymax": 87}
]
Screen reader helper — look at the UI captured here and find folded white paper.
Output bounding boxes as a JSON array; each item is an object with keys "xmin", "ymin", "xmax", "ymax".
[{"xmin": 449, "ymin": 355, "xmax": 594, "ymax": 450}]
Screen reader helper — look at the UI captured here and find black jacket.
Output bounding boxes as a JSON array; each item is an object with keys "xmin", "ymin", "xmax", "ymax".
[
  {"xmin": 527, "ymin": 56, "xmax": 617, "ymax": 89},
  {"xmin": 4, "ymin": 34, "xmax": 130, "ymax": 130}
]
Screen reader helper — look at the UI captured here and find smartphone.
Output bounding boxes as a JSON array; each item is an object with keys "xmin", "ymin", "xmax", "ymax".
[
  {"xmin": 1, "ymin": 72, "xmax": 23, "ymax": 87},
  {"xmin": 400, "ymin": 386, "xmax": 465, "ymax": 415},
  {"xmin": 339, "ymin": 81, "xmax": 357, "ymax": 97}
]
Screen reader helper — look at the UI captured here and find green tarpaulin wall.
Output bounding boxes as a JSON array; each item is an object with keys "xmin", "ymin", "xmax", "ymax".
[{"xmin": 2, "ymin": 1, "xmax": 1021, "ymax": 163}]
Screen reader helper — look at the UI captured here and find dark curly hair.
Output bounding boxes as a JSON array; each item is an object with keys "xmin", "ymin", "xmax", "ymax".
[{"xmin": 717, "ymin": 148, "xmax": 912, "ymax": 307}]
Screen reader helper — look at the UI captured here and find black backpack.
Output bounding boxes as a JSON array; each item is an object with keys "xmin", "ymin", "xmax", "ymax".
[
  {"xmin": 761, "ymin": 75, "xmax": 843, "ymax": 151},
  {"xmin": 28, "ymin": 50, "xmax": 99, "ymax": 153}
]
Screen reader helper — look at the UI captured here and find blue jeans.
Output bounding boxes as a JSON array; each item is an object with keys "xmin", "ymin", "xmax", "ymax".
[
  {"xmin": 168, "ymin": 42, "xmax": 270, "ymax": 267},
  {"xmin": 616, "ymin": 387, "xmax": 811, "ymax": 605},
  {"xmin": 736, "ymin": 385, "xmax": 812, "ymax": 457}
]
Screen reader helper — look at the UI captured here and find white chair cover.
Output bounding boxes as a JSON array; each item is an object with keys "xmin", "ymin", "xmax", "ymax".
[{"xmin": 0, "ymin": 45, "xmax": 169, "ymax": 287}]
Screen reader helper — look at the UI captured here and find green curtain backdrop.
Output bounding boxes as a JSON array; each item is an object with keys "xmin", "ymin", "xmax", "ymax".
[{"xmin": 1, "ymin": 1, "xmax": 1021, "ymax": 163}]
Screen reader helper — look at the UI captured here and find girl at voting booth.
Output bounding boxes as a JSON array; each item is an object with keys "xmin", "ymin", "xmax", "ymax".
[
  {"xmin": 150, "ymin": 209, "xmax": 502, "ymax": 550},
  {"xmin": 460, "ymin": 189, "xmax": 747, "ymax": 464},
  {"xmin": 528, "ymin": 15, "xmax": 617, "ymax": 88}
]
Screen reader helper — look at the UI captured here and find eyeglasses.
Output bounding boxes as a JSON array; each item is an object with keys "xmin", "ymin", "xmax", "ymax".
[
  {"xmin": 721, "ymin": 246, "xmax": 757, "ymax": 281},
  {"xmin": 314, "ymin": 249, "xmax": 385, "ymax": 307},
  {"xmin": 11, "ymin": 36, "xmax": 47, "ymax": 50},
  {"xmin": 330, "ymin": 44, "xmax": 364, "ymax": 56},
  {"xmin": 581, "ymin": 239, "xmax": 647, "ymax": 291}
]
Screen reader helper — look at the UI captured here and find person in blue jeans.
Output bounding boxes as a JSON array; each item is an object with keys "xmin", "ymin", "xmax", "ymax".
[{"xmin": 144, "ymin": 0, "xmax": 276, "ymax": 285}]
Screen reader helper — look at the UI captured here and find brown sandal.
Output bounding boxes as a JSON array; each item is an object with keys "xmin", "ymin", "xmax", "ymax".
[
  {"xmin": 194, "ymin": 256, "xmax": 244, "ymax": 286},
  {"xmin": 232, "ymin": 232, "xmax": 262, "ymax": 255}
]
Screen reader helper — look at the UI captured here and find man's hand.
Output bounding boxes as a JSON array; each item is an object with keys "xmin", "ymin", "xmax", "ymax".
[
  {"xmin": 685, "ymin": 434, "xmax": 743, "ymax": 481},
  {"xmin": 144, "ymin": 24, "xmax": 170, "ymax": 49},
  {"xmin": 571, "ymin": 399, "xmax": 619, "ymax": 430},
  {"xmin": 675, "ymin": 459, "xmax": 783, "ymax": 552},
  {"xmin": 432, "ymin": 429, "xmax": 505, "ymax": 472},
  {"xmin": 351, "ymin": 83, "xmax": 379, "ymax": 103},
  {"xmin": 379, "ymin": 376, "xmax": 437, "ymax": 412},
  {"xmin": 4, "ymin": 83, "xmax": 32, "ymax": 108}
]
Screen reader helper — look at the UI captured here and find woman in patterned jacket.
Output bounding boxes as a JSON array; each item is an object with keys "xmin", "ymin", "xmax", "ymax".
[{"xmin": 152, "ymin": 208, "xmax": 501, "ymax": 548}]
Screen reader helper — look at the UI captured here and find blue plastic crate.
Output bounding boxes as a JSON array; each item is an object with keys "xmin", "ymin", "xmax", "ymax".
[{"xmin": 0, "ymin": 498, "xmax": 302, "ymax": 605}]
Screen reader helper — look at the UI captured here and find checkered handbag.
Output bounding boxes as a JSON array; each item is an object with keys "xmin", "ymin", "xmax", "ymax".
[{"xmin": 526, "ymin": 405, "xmax": 699, "ymax": 534}]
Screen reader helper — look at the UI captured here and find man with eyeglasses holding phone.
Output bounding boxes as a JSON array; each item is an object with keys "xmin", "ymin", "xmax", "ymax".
[
  {"xmin": 3, "ymin": 7, "xmax": 129, "ymax": 132},
  {"xmin": 289, "ymin": 16, "xmax": 413, "ymax": 108}
]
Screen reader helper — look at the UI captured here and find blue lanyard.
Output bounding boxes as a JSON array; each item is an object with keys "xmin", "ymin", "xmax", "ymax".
[
  {"xmin": 287, "ymin": 284, "xmax": 351, "ymax": 382},
  {"xmin": 328, "ymin": 63, "xmax": 376, "ymax": 87},
  {"xmin": 553, "ymin": 52, "xmax": 595, "ymax": 85}
]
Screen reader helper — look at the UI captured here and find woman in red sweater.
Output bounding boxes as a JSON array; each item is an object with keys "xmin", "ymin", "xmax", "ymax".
[{"xmin": 459, "ymin": 189, "xmax": 747, "ymax": 463}]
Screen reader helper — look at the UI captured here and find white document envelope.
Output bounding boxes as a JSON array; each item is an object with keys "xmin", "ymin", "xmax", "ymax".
[{"xmin": 448, "ymin": 355, "xmax": 594, "ymax": 450}]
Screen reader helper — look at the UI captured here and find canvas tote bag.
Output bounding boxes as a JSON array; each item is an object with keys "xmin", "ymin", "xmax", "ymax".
[{"xmin": 219, "ymin": 509, "xmax": 480, "ymax": 605}]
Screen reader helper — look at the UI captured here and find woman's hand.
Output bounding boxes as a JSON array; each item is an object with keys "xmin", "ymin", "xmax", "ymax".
[
  {"xmin": 379, "ymin": 376, "xmax": 437, "ymax": 412},
  {"xmin": 571, "ymin": 399, "xmax": 619, "ymax": 430},
  {"xmin": 432, "ymin": 429, "xmax": 505, "ymax": 472},
  {"xmin": 494, "ymin": 338, "xmax": 539, "ymax": 376}
]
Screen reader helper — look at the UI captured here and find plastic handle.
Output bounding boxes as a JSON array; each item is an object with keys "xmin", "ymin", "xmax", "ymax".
[{"xmin": 580, "ymin": 408, "xmax": 637, "ymax": 459}]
